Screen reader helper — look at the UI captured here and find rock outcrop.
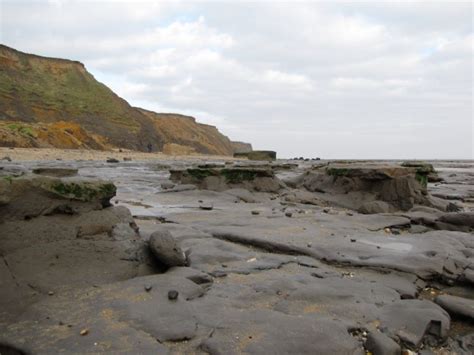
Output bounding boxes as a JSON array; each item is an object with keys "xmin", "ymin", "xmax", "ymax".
[
  {"xmin": 169, "ymin": 167, "xmax": 283, "ymax": 192},
  {"xmin": 231, "ymin": 141, "xmax": 253, "ymax": 154},
  {"xmin": 0, "ymin": 45, "xmax": 240, "ymax": 155},
  {"xmin": 234, "ymin": 150, "xmax": 277, "ymax": 161},
  {"xmin": 299, "ymin": 163, "xmax": 437, "ymax": 212},
  {"xmin": 0, "ymin": 169, "xmax": 149, "ymax": 321}
]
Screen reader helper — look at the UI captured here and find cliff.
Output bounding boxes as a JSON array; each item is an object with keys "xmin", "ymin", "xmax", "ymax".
[{"xmin": 0, "ymin": 44, "xmax": 244, "ymax": 155}]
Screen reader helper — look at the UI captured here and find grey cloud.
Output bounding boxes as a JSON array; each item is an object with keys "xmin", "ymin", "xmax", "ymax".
[{"xmin": 1, "ymin": 0, "xmax": 472, "ymax": 158}]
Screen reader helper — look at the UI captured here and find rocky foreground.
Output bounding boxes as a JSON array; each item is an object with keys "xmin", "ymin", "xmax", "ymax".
[{"xmin": 0, "ymin": 157, "xmax": 473, "ymax": 354}]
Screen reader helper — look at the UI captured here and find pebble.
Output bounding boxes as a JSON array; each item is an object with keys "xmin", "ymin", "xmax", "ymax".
[
  {"xmin": 144, "ymin": 285, "xmax": 152, "ymax": 292},
  {"xmin": 48, "ymin": 291, "xmax": 55, "ymax": 296},
  {"xmin": 251, "ymin": 210, "xmax": 260, "ymax": 215},
  {"xmin": 199, "ymin": 203, "xmax": 213, "ymax": 211},
  {"xmin": 80, "ymin": 329, "xmax": 89, "ymax": 336},
  {"xmin": 285, "ymin": 212, "xmax": 293, "ymax": 217},
  {"xmin": 168, "ymin": 290, "xmax": 179, "ymax": 300}
]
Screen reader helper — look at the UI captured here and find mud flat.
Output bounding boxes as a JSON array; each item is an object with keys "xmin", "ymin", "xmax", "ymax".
[{"xmin": 1, "ymin": 157, "xmax": 473, "ymax": 354}]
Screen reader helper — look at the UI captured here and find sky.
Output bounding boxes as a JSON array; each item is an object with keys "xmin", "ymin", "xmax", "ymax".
[{"xmin": 1, "ymin": 0, "xmax": 473, "ymax": 159}]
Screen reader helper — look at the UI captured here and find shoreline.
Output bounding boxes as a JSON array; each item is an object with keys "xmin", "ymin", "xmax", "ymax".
[{"xmin": 0, "ymin": 147, "xmax": 241, "ymax": 162}]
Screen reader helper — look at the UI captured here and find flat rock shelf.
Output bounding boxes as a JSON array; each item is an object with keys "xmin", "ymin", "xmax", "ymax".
[{"xmin": 1, "ymin": 157, "xmax": 473, "ymax": 354}]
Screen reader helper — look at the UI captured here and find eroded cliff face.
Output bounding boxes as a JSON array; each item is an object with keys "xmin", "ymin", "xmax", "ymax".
[
  {"xmin": 0, "ymin": 45, "xmax": 245, "ymax": 155},
  {"xmin": 138, "ymin": 109, "xmax": 235, "ymax": 156}
]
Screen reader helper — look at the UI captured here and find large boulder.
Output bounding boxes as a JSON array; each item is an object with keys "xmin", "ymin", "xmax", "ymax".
[
  {"xmin": 149, "ymin": 229, "xmax": 187, "ymax": 267},
  {"xmin": 0, "ymin": 173, "xmax": 148, "ymax": 320},
  {"xmin": 0, "ymin": 173, "xmax": 116, "ymax": 222},
  {"xmin": 169, "ymin": 167, "xmax": 283, "ymax": 192}
]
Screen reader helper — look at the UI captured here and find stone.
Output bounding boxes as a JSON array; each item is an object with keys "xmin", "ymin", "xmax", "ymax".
[
  {"xmin": 435, "ymin": 295, "xmax": 474, "ymax": 320},
  {"xmin": 437, "ymin": 212, "xmax": 474, "ymax": 228},
  {"xmin": 234, "ymin": 150, "xmax": 277, "ymax": 161},
  {"xmin": 365, "ymin": 331, "xmax": 401, "ymax": 355},
  {"xmin": 32, "ymin": 168, "xmax": 78, "ymax": 177},
  {"xmin": 169, "ymin": 167, "xmax": 282, "ymax": 192},
  {"xmin": 168, "ymin": 290, "xmax": 179, "ymax": 300},
  {"xmin": 106, "ymin": 158, "xmax": 119, "ymax": 163},
  {"xmin": 149, "ymin": 229, "xmax": 187, "ymax": 267},
  {"xmin": 378, "ymin": 300, "xmax": 450, "ymax": 347},
  {"xmin": 160, "ymin": 182, "xmax": 175, "ymax": 190},
  {"xmin": 199, "ymin": 202, "xmax": 214, "ymax": 211},
  {"xmin": 0, "ymin": 174, "xmax": 117, "ymax": 222}
]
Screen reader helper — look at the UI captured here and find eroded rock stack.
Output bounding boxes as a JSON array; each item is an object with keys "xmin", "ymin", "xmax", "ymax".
[
  {"xmin": 0, "ymin": 170, "xmax": 149, "ymax": 321},
  {"xmin": 169, "ymin": 166, "xmax": 283, "ymax": 192},
  {"xmin": 298, "ymin": 163, "xmax": 444, "ymax": 213}
]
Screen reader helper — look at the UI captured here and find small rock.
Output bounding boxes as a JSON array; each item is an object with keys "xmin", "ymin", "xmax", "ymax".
[
  {"xmin": 350, "ymin": 239, "xmax": 356, "ymax": 243},
  {"xmin": 48, "ymin": 291, "xmax": 55, "ymax": 296},
  {"xmin": 168, "ymin": 290, "xmax": 179, "ymax": 300},
  {"xmin": 80, "ymin": 329, "xmax": 89, "ymax": 336},
  {"xmin": 285, "ymin": 212, "xmax": 293, "ymax": 218},
  {"xmin": 161, "ymin": 182, "xmax": 175, "ymax": 190},
  {"xmin": 365, "ymin": 331, "xmax": 401, "ymax": 355},
  {"xmin": 251, "ymin": 210, "xmax": 260, "ymax": 215},
  {"xmin": 144, "ymin": 285, "xmax": 152, "ymax": 292},
  {"xmin": 307, "ymin": 242, "xmax": 312, "ymax": 248},
  {"xmin": 106, "ymin": 158, "xmax": 119, "ymax": 163},
  {"xmin": 384, "ymin": 228, "xmax": 391, "ymax": 233},
  {"xmin": 199, "ymin": 202, "xmax": 213, "ymax": 211}
]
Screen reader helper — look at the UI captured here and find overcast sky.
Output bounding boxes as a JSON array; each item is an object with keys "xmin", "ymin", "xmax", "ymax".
[{"xmin": 1, "ymin": 0, "xmax": 472, "ymax": 159}]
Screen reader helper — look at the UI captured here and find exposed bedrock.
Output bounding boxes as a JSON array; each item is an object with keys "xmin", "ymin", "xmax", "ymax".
[
  {"xmin": 169, "ymin": 166, "xmax": 284, "ymax": 192},
  {"xmin": 1, "ymin": 160, "xmax": 472, "ymax": 354},
  {"xmin": 0, "ymin": 170, "xmax": 151, "ymax": 321},
  {"xmin": 296, "ymin": 163, "xmax": 452, "ymax": 213}
]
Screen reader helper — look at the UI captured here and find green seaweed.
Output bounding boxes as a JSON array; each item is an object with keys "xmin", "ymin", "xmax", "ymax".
[
  {"xmin": 186, "ymin": 169, "xmax": 214, "ymax": 180},
  {"xmin": 326, "ymin": 167, "xmax": 350, "ymax": 177},
  {"xmin": 415, "ymin": 172, "xmax": 428, "ymax": 188},
  {"xmin": 99, "ymin": 183, "xmax": 117, "ymax": 196},
  {"xmin": 221, "ymin": 169, "xmax": 259, "ymax": 184},
  {"xmin": 2, "ymin": 175, "xmax": 14, "ymax": 184},
  {"xmin": 50, "ymin": 182, "xmax": 116, "ymax": 201}
]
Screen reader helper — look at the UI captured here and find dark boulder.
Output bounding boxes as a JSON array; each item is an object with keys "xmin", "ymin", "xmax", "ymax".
[{"xmin": 149, "ymin": 229, "xmax": 187, "ymax": 267}]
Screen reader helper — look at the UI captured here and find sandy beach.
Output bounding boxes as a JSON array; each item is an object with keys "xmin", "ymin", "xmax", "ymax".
[{"xmin": 0, "ymin": 147, "xmax": 241, "ymax": 162}]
